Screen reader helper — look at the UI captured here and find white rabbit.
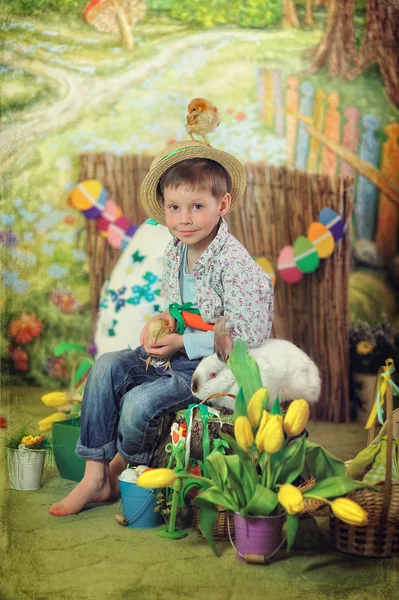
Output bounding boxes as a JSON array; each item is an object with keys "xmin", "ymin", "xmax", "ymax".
[{"xmin": 191, "ymin": 318, "xmax": 321, "ymax": 411}]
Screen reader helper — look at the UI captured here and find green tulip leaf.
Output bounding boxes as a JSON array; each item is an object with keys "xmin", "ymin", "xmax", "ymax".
[
  {"xmin": 270, "ymin": 397, "xmax": 282, "ymax": 415},
  {"xmin": 285, "ymin": 514, "xmax": 299, "ymax": 552},
  {"xmin": 224, "ymin": 455, "xmax": 248, "ymax": 507},
  {"xmin": 227, "ymin": 339, "xmax": 262, "ymax": 404},
  {"xmin": 233, "ymin": 387, "xmax": 248, "ymax": 419},
  {"xmin": 193, "ymin": 485, "xmax": 238, "ymax": 513},
  {"xmin": 304, "ymin": 441, "xmax": 346, "ymax": 480},
  {"xmin": 206, "ymin": 452, "xmax": 228, "ymax": 491},
  {"xmin": 192, "ymin": 495, "xmax": 219, "ymax": 556},
  {"xmin": 74, "ymin": 359, "xmax": 93, "ymax": 387},
  {"xmin": 303, "ymin": 475, "xmax": 374, "ymax": 499},
  {"xmin": 275, "ymin": 436, "xmax": 307, "ymax": 486},
  {"xmin": 243, "ymin": 484, "xmax": 279, "ymax": 517},
  {"xmin": 54, "ymin": 343, "xmax": 88, "ymax": 356}
]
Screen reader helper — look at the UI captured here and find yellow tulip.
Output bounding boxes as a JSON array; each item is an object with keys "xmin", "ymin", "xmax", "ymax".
[
  {"xmin": 41, "ymin": 392, "xmax": 69, "ymax": 407},
  {"xmin": 38, "ymin": 412, "xmax": 68, "ymax": 433},
  {"xmin": 137, "ymin": 468, "xmax": 178, "ymax": 489},
  {"xmin": 234, "ymin": 416, "xmax": 255, "ymax": 453},
  {"xmin": 255, "ymin": 410, "xmax": 270, "ymax": 451},
  {"xmin": 283, "ymin": 399, "xmax": 310, "ymax": 437},
  {"xmin": 262, "ymin": 415, "xmax": 284, "ymax": 454},
  {"xmin": 277, "ymin": 483, "xmax": 304, "ymax": 515},
  {"xmin": 330, "ymin": 498, "xmax": 368, "ymax": 526},
  {"xmin": 247, "ymin": 388, "xmax": 268, "ymax": 429}
]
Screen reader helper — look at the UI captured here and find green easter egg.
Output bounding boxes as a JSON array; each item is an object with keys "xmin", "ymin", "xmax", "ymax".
[{"xmin": 293, "ymin": 236, "xmax": 320, "ymax": 273}]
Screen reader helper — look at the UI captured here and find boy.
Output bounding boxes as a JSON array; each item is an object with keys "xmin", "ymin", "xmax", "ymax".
[{"xmin": 50, "ymin": 141, "xmax": 273, "ymax": 516}]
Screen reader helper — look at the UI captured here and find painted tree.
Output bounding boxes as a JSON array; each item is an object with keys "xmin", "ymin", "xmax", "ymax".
[
  {"xmin": 308, "ymin": 0, "xmax": 355, "ymax": 76},
  {"xmin": 282, "ymin": 0, "xmax": 300, "ymax": 27},
  {"xmin": 347, "ymin": 0, "xmax": 399, "ymax": 110}
]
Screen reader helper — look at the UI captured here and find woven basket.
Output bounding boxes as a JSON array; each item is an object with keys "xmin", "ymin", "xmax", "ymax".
[
  {"xmin": 192, "ymin": 504, "xmax": 235, "ymax": 541},
  {"xmin": 330, "ymin": 365, "xmax": 399, "ymax": 557}
]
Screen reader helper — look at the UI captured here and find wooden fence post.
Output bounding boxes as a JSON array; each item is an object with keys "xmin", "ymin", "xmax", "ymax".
[
  {"xmin": 375, "ymin": 123, "xmax": 399, "ymax": 259},
  {"xmin": 321, "ymin": 91, "xmax": 341, "ymax": 176},
  {"xmin": 355, "ymin": 114, "xmax": 381, "ymax": 240},
  {"xmin": 295, "ymin": 81, "xmax": 314, "ymax": 170},
  {"xmin": 286, "ymin": 76, "xmax": 299, "ymax": 167},
  {"xmin": 340, "ymin": 106, "xmax": 361, "ymax": 178},
  {"xmin": 273, "ymin": 69, "xmax": 284, "ymax": 138},
  {"xmin": 307, "ymin": 89, "xmax": 326, "ymax": 172}
]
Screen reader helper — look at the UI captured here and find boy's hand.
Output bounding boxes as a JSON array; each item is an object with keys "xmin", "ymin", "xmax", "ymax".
[
  {"xmin": 148, "ymin": 333, "xmax": 184, "ymax": 360},
  {"xmin": 139, "ymin": 310, "xmax": 175, "ymax": 347}
]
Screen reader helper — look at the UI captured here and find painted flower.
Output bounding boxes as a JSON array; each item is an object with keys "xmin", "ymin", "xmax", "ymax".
[
  {"xmin": 51, "ymin": 288, "xmax": 81, "ymax": 314},
  {"xmin": 45, "ymin": 355, "xmax": 68, "ymax": 380},
  {"xmin": 64, "ymin": 214, "xmax": 77, "ymax": 226},
  {"xmin": 235, "ymin": 112, "xmax": 247, "ymax": 121},
  {"xmin": 0, "ymin": 229, "xmax": 18, "ymax": 247},
  {"xmin": 9, "ymin": 313, "xmax": 43, "ymax": 344},
  {"xmin": 8, "ymin": 345, "xmax": 29, "ymax": 372},
  {"xmin": 356, "ymin": 341, "xmax": 375, "ymax": 355},
  {"xmin": 47, "ymin": 263, "xmax": 69, "ymax": 279},
  {"xmin": 0, "ymin": 416, "xmax": 8, "ymax": 429}
]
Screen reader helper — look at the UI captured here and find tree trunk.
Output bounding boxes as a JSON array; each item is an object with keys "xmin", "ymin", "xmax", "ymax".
[
  {"xmin": 308, "ymin": 0, "xmax": 355, "ymax": 77},
  {"xmin": 305, "ymin": 0, "xmax": 316, "ymax": 27},
  {"xmin": 282, "ymin": 0, "xmax": 300, "ymax": 28},
  {"xmin": 347, "ymin": 0, "xmax": 399, "ymax": 110}
]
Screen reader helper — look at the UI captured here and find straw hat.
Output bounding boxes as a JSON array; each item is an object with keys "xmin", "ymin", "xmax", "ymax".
[{"xmin": 140, "ymin": 140, "xmax": 247, "ymax": 226}]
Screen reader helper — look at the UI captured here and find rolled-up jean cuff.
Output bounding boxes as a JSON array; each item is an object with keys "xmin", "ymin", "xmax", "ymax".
[
  {"xmin": 75, "ymin": 437, "xmax": 116, "ymax": 461},
  {"xmin": 116, "ymin": 440, "xmax": 150, "ymax": 466}
]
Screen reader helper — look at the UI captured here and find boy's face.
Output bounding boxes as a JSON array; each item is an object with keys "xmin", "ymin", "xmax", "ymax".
[{"xmin": 163, "ymin": 185, "xmax": 231, "ymax": 252}]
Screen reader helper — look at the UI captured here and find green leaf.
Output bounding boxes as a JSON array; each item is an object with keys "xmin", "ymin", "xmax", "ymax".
[
  {"xmin": 243, "ymin": 484, "xmax": 279, "ymax": 517},
  {"xmin": 285, "ymin": 514, "xmax": 299, "ymax": 552},
  {"xmin": 233, "ymin": 387, "xmax": 248, "ymax": 419},
  {"xmin": 227, "ymin": 339, "xmax": 262, "ymax": 403},
  {"xmin": 192, "ymin": 496, "xmax": 219, "ymax": 556},
  {"xmin": 270, "ymin": 397, "xmax": 282, "ymax": 415},
  {"xmin": 206, "ymin": 452, "xmax": 228, "ymax": 491},
  {"xmin": 304, "ymin": 441, "xmax": 346, "ymax": 480},
  {"xmin": 303, "ymin": 476, "xmax": 375, "ymax": 500},
  {"xmin": 73, "ymin": 359, "xmax": 93, "ymax": 387},
  {"xmin": 275, "ymin": 436, "xmax": 307, "ymax": 486},
  {"xmin": 193, "ymin": 486, "xmax": 238, "ymax": 512},
  {"xmin": 224, "ymin": 455, "xmax": 248, "ymax": 507},
  {"xmin": 54, "ymin": 343, "xmax": 87, "ymax": 356}
]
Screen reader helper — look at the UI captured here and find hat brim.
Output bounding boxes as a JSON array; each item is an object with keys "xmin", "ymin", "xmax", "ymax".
[{"xmin": 140, "ymin": 141, "xmax": 247, "ymax": 226}]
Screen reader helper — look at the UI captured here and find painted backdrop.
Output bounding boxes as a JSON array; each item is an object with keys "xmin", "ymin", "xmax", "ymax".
[{"xmin": 1, "ymin": 0, "xmax": 398, "ymax": 389}]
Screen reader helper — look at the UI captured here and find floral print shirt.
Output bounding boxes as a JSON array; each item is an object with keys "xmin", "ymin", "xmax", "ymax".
[{"xmin": 161, "ymin": 218, "xmax": 274, "ymax": 348}]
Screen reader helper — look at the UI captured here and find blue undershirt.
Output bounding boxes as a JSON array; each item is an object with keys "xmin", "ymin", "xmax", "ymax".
[{"xmin": 179, "ymin": 245, "xmax": 215, "ymax": 360}]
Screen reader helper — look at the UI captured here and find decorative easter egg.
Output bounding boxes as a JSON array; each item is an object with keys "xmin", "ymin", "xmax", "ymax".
[
  {"xmin": 307, "ymin": 222, "xmax": 335, "ymax": 259},
  {"xmin": 108, "ymin": 216, "xmax": 131, "ymax": 249},
  {"xmin": 318, "ymin": 207, "xmax": 344, "ymax": 242},
  {"xmin": 277, "ymin": 246, "xmax": 303, "ymax": 284},
  {"xmin": 293, "ymin": 236, "xmax": 320, "ymax": 273},
  {"xmin": 121, "ymin": 225, "xmax": 139, "ymax": 251},
  {"xmin": 70, "ymin": 180, "xmax": 107, "ymax": 213},
  {"xmin": 97, "ymin": 199, "xmax": 123, "ymax": 234},
  {"xmin": 255, "ymin": 256, "xmax": 276, "ymax": 287}
]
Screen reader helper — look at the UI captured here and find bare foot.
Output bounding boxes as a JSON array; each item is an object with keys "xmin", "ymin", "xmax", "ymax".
[
  {"xmin": 109, "ymin": 453, "xmax": 128, "ymax": 499},
  {"xmin": 49, "ymin": 459, "xmax": 112, "ymax": 517}
]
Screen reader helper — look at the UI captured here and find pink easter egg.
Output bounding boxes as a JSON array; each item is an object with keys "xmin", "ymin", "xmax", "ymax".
[{"xmin": 277, "ymin": 245, "xmax": 303, "ymax": 284}]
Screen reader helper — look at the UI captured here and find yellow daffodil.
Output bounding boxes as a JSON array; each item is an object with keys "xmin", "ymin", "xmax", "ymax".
[
  {"xmin": 356, "ymin": 341, "xmax": 375, "ymax": 355},
  {"xmin": 277, "ymin": 483, "xmax": 305, "ymax": 515},
  {"xmin": 234, "ymin": 416, "xmax": 255, "ymax": 453},
  {"xmin": 255, "ymin": 410, "xmax": 271, "ymax": 451},
  {"xmin": 247, "ymin": 388, "xmax": 268, "ymax": 429},
  {"xmin": 21, "ymin": 435, "xmax": 44, "ymax": 447},
  {"xmin": 262, "ymin": 415, "xmax": 284, "ymax": 454},
  {"xmin": 330, "ymin": 498, "xmax": 368, "ymax": 526},
  {"xmin": 137, "ymin": 468, "xmax": 178, "ymax": 489},
  {"xmin": 284, "ymin": 399, "xmax": 310, "ymax": 437}
]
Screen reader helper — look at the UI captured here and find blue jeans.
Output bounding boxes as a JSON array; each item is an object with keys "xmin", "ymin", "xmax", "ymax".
[{"xmin": 75, "ymin": 346, "xmax": 200, "ymax": 465}]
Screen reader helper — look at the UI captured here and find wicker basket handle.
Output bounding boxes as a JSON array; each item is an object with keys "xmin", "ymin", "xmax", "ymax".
[{"xmin": 198, "ymin": 393, "xmax": 237, "ymax": 406}]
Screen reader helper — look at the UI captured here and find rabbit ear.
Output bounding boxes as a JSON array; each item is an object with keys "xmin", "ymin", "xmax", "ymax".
[{"xmin": 214, "ymin": 317, "xmax": 234, "ymax": 362}]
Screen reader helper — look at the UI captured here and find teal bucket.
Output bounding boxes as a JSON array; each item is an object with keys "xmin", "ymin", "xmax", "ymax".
[{"xmin": 119, "ymin": 479, "xmax": 162, "ymax": 529}]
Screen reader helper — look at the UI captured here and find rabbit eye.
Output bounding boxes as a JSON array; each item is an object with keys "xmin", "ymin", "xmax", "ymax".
[{"xmin": 209, "ymin": 372, "xmax": 217, "ymax": 379}]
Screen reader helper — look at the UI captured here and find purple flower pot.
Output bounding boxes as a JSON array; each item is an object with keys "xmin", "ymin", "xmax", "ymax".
[{"xmin": 234, "ymin": 512, "xmax": 286, "ymax": 563}]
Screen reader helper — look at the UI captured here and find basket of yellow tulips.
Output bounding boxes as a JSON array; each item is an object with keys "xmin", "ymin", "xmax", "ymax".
[{"xmin": 137, "ymin": 340, "xmax": 373, "ymax": 562}]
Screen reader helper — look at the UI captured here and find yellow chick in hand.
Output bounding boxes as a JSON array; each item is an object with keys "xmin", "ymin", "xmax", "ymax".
[
  {"xmin": 140, "ymin": 316, "xmax": 174, "ymax": 372},
  {"xmin": 185, "ymin": 98, "xmax": 220, "ymax": 147}
]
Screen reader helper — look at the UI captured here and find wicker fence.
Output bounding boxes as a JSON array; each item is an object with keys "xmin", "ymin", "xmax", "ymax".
[{"xmin": 80, "ymin": 153, "xmax": 354, "ymax": 422}]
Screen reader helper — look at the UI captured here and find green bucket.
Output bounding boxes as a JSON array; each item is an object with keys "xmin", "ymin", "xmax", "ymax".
[{"xmin": 52, "ymin": 417, "xmax": 85, "ymax": 482}]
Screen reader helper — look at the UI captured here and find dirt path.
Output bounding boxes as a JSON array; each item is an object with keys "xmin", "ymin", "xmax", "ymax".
[{"xmin": 0, "ymin": 29, "xmax": 266, "ymax": 172}]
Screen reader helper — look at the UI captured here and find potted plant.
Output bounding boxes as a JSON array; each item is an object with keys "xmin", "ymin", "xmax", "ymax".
[
  {"xmin": 350, "ymin": 320, "xmax": 398, "ymax": 422},
  {"xmin": 137, "ymin": 340, "xmax": 373, "ymax": 562},
  {"xmin": 5, "ymin": 425, "xmax": 52, "ymax": 491}
]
